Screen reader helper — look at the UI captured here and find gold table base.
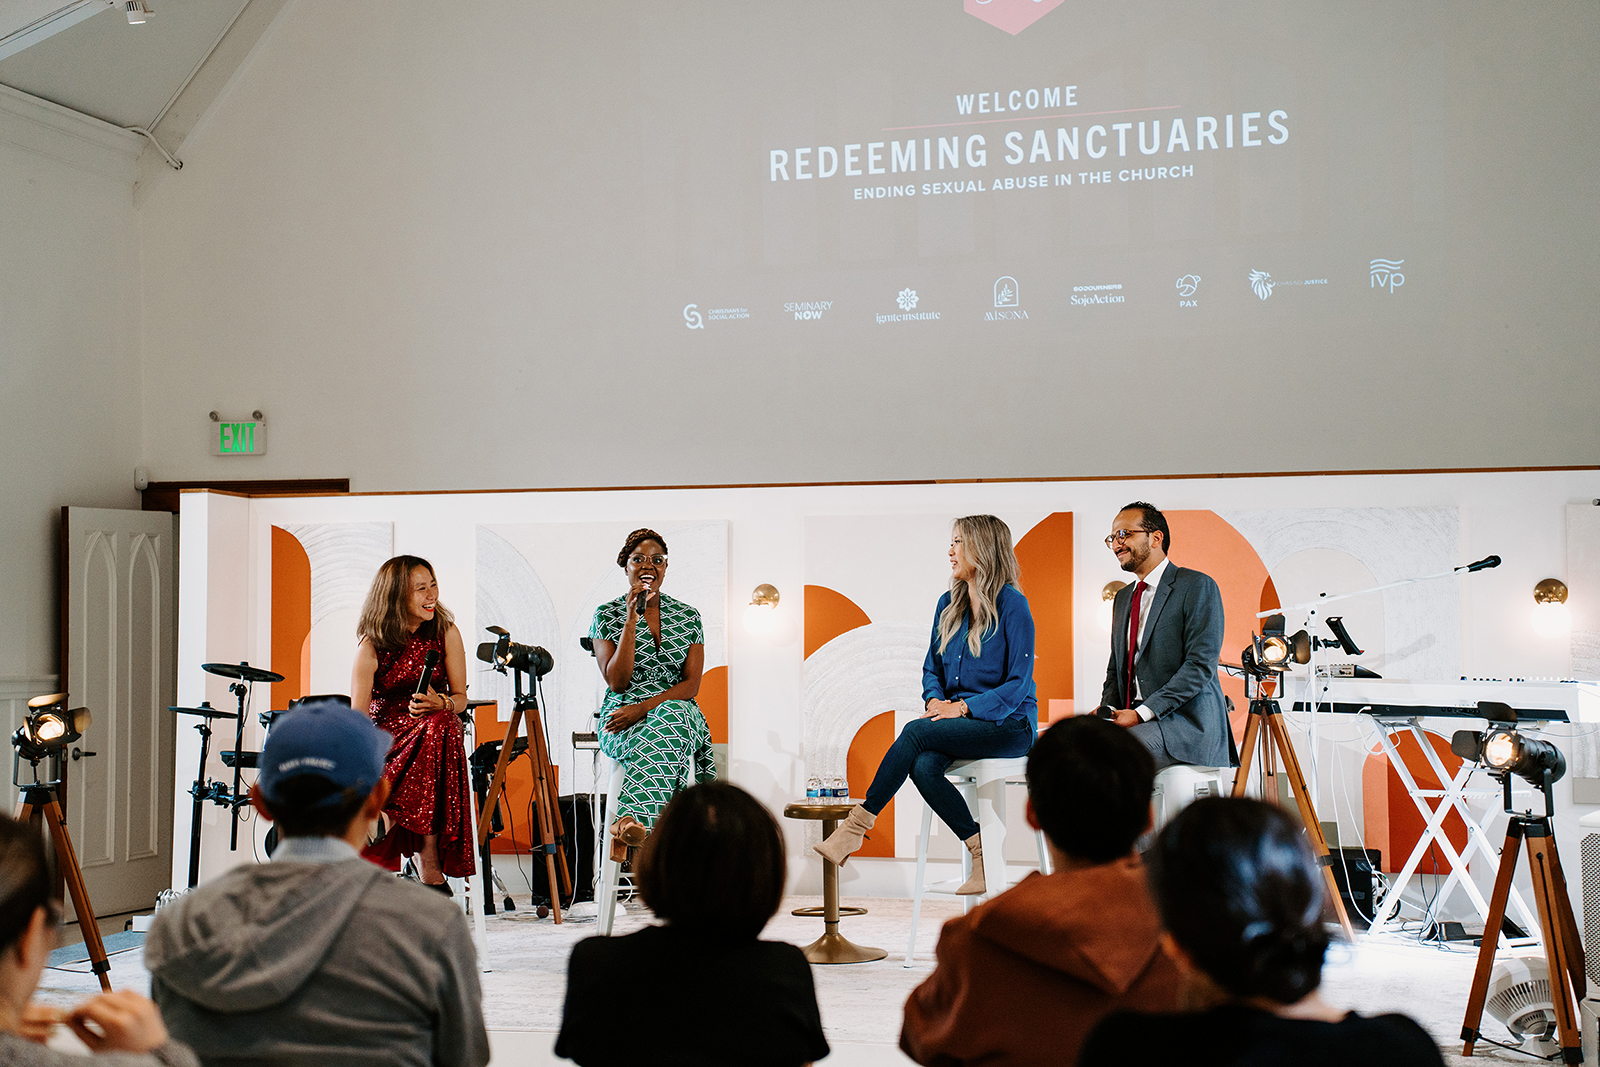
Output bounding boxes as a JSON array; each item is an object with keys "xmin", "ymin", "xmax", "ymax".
[{"xmin": 783, "ymin": 802, "xmax": 887, "ymax": 965}]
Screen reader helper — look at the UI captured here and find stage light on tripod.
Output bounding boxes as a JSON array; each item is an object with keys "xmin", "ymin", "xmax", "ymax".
[
  {"xmin": 1251, "ymin": 615, "xmax": 1311, "ymax": 673},
  {"xmin": 11, "ymin": 693, "xmax": 91, "ymax": 761},
  {"xmin": 1482, "ymin": 725, "xmax": 1566, "ymax": 786}
]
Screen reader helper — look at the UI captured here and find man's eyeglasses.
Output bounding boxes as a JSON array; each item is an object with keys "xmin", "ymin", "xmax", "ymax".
[
  {"xmin": 1104, "ymin": 529, "xmax": 1149, "ymax": 548},
  {"xmin": 628, "ymin": 554, "xmax": 668, "ymax": 566}
]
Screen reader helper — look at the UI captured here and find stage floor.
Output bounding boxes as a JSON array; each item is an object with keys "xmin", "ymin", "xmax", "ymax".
[{"xmin": 36, "ymin": 893, "xmax": 1528, "ymax": 1066}]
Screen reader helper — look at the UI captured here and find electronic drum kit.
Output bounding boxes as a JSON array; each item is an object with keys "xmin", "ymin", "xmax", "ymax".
[{"xmin": 168, "ymin": 660, "xmax": 290, "ymax": 888}]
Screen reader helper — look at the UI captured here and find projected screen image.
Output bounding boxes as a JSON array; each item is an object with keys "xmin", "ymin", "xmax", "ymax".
[{"xmin": 576, "ymin": 2, "xmax": 1585, "ymax": 389}]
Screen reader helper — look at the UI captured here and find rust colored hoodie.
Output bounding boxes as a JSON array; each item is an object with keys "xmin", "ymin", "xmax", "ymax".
[{"xmin": 901, "ymin": 856, "xmax": 1181, "ymax": 1067}]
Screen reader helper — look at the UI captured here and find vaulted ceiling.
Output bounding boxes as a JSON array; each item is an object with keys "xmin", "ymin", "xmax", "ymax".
[{"xmin": 0, "ymin": 0, "xmax": 282, "ymax": 164}]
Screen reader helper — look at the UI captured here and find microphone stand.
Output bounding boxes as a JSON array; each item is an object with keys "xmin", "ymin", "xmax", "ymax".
[{"xmin": 1256, "ymin": 555, "xmax": 1501, "ymax": 803}]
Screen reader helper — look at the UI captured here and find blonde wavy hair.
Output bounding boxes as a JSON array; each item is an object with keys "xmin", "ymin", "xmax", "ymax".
[
  {"xmin": 357, "ymin": 555, "xmax": 455, "ymax": 654},
  {"xmin": 937, "ymin": 515, "xmax": 1022, "ymax": 657}
]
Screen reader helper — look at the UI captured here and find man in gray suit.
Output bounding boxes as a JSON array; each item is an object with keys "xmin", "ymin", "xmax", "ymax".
[{"xmin": 1100, "ymin": 502, "xmax": 1235, "ymax": 770}]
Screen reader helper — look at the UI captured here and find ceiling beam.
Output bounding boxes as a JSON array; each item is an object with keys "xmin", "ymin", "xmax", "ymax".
[{"xmin": 0, "ymin": 0, "xmax": 108, "ymax": 63}]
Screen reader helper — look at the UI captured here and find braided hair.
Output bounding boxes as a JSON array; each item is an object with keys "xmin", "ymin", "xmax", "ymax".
[{"xmin": 617, "ymin": 528, "xmax": 668, "ymax": 568}]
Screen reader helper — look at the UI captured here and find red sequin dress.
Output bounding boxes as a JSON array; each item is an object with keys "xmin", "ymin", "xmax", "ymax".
[{"xmin": 360, "ymin": 628, "xmax": 475, "ymax": 878}]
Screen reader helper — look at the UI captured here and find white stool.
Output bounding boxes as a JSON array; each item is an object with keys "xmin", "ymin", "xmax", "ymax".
[
  {"xmin": 594, "ymin": 758, "xmax": 630, "ymax": 936},
  {"xmin": 1150, "ymin": 764, "xmax": 1226, "ymax": 833},
  {"xmin": 904, "ymin": 757, "xmax": 1051, "ymax": 966}
]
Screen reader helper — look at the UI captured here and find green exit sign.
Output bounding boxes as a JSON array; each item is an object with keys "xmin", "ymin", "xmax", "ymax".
[{"xmin": 210, "ymin": 418, "xmax": 268, "ymax": 456}]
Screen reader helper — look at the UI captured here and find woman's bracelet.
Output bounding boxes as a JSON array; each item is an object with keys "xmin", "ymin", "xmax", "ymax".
[{"xmin": 440, "ymin": 693, "xmax": 453, "ymax": 713}]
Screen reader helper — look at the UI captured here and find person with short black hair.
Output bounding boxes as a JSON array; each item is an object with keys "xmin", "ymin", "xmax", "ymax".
[
  {"xmin": 900, "ymin": 716, "xmax": 1180, "ymax": 1066},
  {"xmin": 556, "ymin": 782, "xmax": 828, "ymax": 1067},
  {"xmin": 0, "ymin": 814, "xmax": 198, "ymax": 1066},
  {"xmin": 146, "ymin": 701, "xmax": 489, "ymax": 1067},
  {"xmin": 1079, "ymin": 797, "xmax": 1444, "ymax": 1067}
]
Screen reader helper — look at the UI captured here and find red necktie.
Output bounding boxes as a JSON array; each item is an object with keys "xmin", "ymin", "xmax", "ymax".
[{"xmin": 1126, "ymin": 580, "xmax": 1148, "ymax": 706}]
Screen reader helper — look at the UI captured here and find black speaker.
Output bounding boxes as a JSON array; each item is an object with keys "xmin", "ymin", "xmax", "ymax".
[
  {"xmin": 1329, "ymin": 847, "xmax": 1380, "ymax": 928},
  {"xmin": 525, "ymin": 794, "xmax": 599, "ymax": 905}
]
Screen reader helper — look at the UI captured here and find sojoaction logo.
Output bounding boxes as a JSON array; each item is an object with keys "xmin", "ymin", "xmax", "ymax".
[
  {"xmin": 785, "ymin": 300, "xmax": 833, "ymax": 321},
  {"xmin": 1070, "ymin": 283, "xmax": 1124, "ymax": 307}
]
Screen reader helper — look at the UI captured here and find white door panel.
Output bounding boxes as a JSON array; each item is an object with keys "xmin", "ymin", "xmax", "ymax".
[{"xmin": 63, "ymin": 507, "xmax": 176, "ymax": 919}]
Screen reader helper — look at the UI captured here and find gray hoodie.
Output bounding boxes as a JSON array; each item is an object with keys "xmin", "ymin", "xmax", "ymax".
[{"xmin": 144, "ymin": 841, "xmax": 488, "ymax": 1067}]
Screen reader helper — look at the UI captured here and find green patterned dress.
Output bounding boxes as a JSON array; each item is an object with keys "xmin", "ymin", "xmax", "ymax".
[{"xmin": 591, "ymin": 592, "xmax": 716, "ymax": 829}]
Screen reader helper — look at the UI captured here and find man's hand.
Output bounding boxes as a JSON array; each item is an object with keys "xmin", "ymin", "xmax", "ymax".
[
  {"xmin": 1110, "ymin": 707, "xmax": 1142, "ymax": 728},
  {"xmin": 65, "ymin": 991, "xmax": 170, "ymax": 1054}
]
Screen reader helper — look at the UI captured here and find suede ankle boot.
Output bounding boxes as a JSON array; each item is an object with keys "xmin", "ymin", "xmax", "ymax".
[
  {"xmin": 814, "ymin": 804, "xmax": 875, "ymax": 867},
  {"xmin": 955, "ymin": 834, "xmax": 986, "ymax": 895}
]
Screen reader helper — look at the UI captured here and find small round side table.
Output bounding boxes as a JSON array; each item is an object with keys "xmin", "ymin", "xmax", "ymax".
[{"xmin": 782, "ymin": 801, "xmax": 887, "ymax": 964}]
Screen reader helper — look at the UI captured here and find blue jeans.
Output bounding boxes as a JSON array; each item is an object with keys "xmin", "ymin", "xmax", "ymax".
[{"xmin": 862, "ymin": 715, "xmax": 1035, "ymax": 841}]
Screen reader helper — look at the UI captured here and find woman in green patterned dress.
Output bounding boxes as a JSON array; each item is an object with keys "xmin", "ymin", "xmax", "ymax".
[{"xmin": 590, "ymin": 528, "xmax": 716, "ymax": 862}]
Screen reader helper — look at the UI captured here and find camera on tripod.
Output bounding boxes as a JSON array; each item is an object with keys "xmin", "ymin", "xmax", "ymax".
[{"xmin": 476, "ymin": 625, "xmax": 554, "ymax": 678}]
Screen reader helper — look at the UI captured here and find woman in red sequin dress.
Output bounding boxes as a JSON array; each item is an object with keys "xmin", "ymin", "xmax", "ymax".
[{"xmin": 351, "ymin": 555, "xmax": 473, "ymax": 888}]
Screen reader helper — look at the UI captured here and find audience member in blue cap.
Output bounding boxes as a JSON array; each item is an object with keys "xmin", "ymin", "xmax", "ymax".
[{"xmin": 145, "ymin": 700, "xmax": 489, "ymax": 1067}]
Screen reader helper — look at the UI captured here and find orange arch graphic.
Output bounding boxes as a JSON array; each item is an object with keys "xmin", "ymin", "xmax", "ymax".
[
  {"xmin": 804, "ymin": 585, "xmax": 871, "ymax": 660},
  {"xmin": 1163, "ymin": 511, "xmax": 1273, "ymax": 745},
  {"xmin": 699, "ymin": 666, "xmax": 728, "ymax": 745},
  {"xmin": 270, "ymin": 526, "xmax": 311, "ymax": 709},
  {"xmin": 1015, "ymin": 512, "xmax": 1074, "ymax": 725},
  {"xmin": 847, "ymin": 711, "xmax": 896, "ymax": 857}
]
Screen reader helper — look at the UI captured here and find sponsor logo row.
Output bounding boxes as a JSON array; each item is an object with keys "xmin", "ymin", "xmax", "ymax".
[{"xmin": 685, "ymin": 259, "xmax": 1406, "ymax": 328}]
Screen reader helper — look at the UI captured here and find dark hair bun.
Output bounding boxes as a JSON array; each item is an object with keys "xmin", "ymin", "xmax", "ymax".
[{"xmin": 1147, "ymin": 797, "xmax": 1330, "ymax": 1004}]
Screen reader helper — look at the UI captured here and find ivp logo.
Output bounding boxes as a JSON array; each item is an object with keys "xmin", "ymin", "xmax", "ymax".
[
  {"xmin": 683, "ymin": 304, "xmax": 704, "ymax": 329},
  {"xmin": 966, "ymin": 0, "xmax": 1064, "ymax": 36},
  {"xmin": 1370, "ymin": 259, "xmax": 1404, "ymax": 293},
  {"xmin": 1249, "ymin": 270, "xmax": 1275, "ymax": 301}
]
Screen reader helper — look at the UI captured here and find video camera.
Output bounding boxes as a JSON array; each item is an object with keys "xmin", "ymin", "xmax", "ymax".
[{"xmin": 476, "ymin": 625, "xmax": 554, "ymax": 678}]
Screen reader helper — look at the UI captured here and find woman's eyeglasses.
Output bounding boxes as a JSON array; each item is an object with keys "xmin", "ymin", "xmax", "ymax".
[{"xmin": 628, "ymin": 554, "xmax": 668, "ymax": 566}]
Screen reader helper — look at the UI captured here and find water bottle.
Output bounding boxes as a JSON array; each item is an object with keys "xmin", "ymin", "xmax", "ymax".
[
  {"xmin": 832, "ymin": 775, "xmax": 848, "ymax": 799},
  {"xmin": 806, "ymin": 776, "xmax": 821, "ymax": 799}
]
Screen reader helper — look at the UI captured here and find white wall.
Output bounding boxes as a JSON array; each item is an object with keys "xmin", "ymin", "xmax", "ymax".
[
  {"xmin": 0, "ymin": 88, "xmax": 142, "ymax": 696},
  {"xmin": 130, "ymin": 3, "xmax": 1600, "ymax": 495}
]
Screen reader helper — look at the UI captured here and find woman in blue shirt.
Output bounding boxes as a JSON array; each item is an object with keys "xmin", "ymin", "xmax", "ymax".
[{"xmin": 815, "ymin": 515, "xmax": 1036, "ymax": 895}]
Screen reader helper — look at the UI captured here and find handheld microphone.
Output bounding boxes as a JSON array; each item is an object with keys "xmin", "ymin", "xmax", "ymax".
[
  {"xmin": 416, "ymin": 650, "xmax": 440, "ymax": 697},
  {"xmin": 636, "ymin": 578, "xmax": 653, "ymax": 616},
  {"xmin": 1464, "ymin": 555, "xmax": 1502, "ymax": 573}
]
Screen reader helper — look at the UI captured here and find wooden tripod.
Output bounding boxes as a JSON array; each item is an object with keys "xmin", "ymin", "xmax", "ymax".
[
  {"xmin": 17, "ymin": 781, "xmax": 112, "ymax": 992},
  {"xmin": 1461, "ymin": 796, "xmax": 1584, "ymax": 1062},
  {"xmin": 1232, "ymin": 688, "xmax": 1356, "ymax": 939},
  {"xmin": 476, "ymin": 678, "xmax": 572, "ymax": 923}
]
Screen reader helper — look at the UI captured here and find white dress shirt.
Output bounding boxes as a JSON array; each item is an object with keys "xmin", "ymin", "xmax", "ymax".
[{"xmin": 1129, "ymin": 556, "xmax": 1170, "ymax": 720}]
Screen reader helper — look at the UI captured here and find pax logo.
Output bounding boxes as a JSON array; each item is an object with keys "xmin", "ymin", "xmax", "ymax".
[{"xmin": 965, "ymin": 0, "xmax": 1064, "ymax": 36}]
